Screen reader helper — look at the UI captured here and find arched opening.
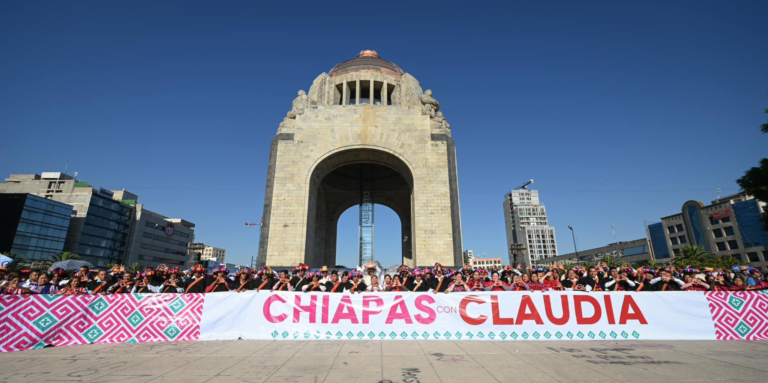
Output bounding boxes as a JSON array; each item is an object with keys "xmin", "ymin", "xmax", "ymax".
[
  {"xmin": 304, "ymin": 148, "xmax": 414, "ymax": 268},
  {"xmin": 335, "ymin": 204, "xmax": 402, "ymax": 268}
]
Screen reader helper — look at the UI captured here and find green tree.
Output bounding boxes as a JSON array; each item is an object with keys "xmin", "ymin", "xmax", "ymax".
[
  {"xmin": 582, "ymin": 261, "xmax": 593, "ymax": 269},
  {"xmin": 736, "ymin": 97, "xmax": 768, "ymax": 229},
  {"xmin": 643, "ymin": 259, "xmax": 661, "ymax": 269},
  {"xmin": 601, "ymin": 255, "xmax": 621, "ymax": 268},
  {"xmin": 713, "ymin": 254, "xmax": 741, "ymax": 270},
  {"xmin": 673, "ymin": 245, "xmax": 715, "ymax": 269},
  {"xmin": 48, "ymin": 252, "xmax": 80, "ymax": 262},
  {"xmin": 562, "ymin": 262, "xmax": 573, "ymax": 271},
  {"xmin": 128, "ymin": 263, "xmax": 144, "ymax": 272}
]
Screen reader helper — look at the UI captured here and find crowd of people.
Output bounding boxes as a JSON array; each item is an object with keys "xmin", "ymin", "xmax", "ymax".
[{"xmin": 2, "ymin": 260, "xmax": 767, "ymax": 295}]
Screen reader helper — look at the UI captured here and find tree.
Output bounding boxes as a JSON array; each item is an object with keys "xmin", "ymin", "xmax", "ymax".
[
  {"xmin": 562, "ymin": 262, "xmax": 573, "ymax": 271},
  {"xmin": 643, "ymin": 259, "xmax": 661, "ymax": 270},
  {"xmin": 714, "ymin": 255, "xmax": 741, "ymax": 270},
  {"xmin": 128, "ymin": 263, "xmax": 143, "ymax": 272},
  {"xmin": 48, "ymin": 252, "xmax": 80, "ymax": 262},
  {"xmin": 601, "ymin": 255, "xmax": 621, "ymax": 268},
  {"xmin": 673, "ymin": 245, "xmax": 715, "ymax": 269},
  {"xmin": 582, "ymin": 261, "xmax": 593, "ymax": 269},
  {"xmin": 736, "ymin": 97, "xmax": 768, "ymax": 230}
]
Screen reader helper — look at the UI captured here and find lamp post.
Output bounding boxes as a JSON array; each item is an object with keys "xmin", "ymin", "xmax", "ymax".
[
  {"xmin": 568, "ymin": 225, "xmax": 579, "ymax": 258},
  {"xmin": 145, "ymin": 224, "xmax": 159, "ymax": 269}
]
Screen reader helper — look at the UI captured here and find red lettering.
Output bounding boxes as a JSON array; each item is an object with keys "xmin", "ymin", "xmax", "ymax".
[
  {"xmin": 385, "ymin": 295, "xmax": 413, "ymax": 324},
  {"xmin": 331, "ymin": 296, "xmax": 359, "ymax": 324},
  {"xmin": 619, "ymin": 295, "xmax": 648, "ymax": 324},
  {"xmin": 362, "ymin": 296, "xmax": 384, "ymax": 324},
  {"xmin": 603, "ymin": 295, "xmax": 615, "ymax": 325},
  {"xmin": 491, "ymin": 296, "xmax": 514, "ymax": 325},
  {"xmin": 414, "ymin": 295, "xmax": 436, "ymax": 324},
  {"xmin": 459, "ymin": 295, "xmax": 487, "ymax": 325},
  {"xmin": 293, "ymin": 295, "xmax": 317, "ymax": 323},
  {"xmin": 574, "ymin": 295, "xmax": 602, "ymax": 325},
  {"xmin": 322, "ymin": 294, "xmax": 329, "ymax": 324},
  {"xmin": 263, "ymin": 294, "xmax": 288, "ymax": 323},
  {"xmin": 543, "ymin": 295, "xmax": 570, "ymax": 325},
  {"xmin": 515, "ymin": 295, "xmax": 544, "ymax": 325}
]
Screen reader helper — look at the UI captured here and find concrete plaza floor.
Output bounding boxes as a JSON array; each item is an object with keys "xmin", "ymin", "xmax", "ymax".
[{"xmin": 0, "ymin": 340, "xmax": 767, "ymax": 382}]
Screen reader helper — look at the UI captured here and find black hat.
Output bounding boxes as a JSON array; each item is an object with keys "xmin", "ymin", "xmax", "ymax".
[{"xmin": 331, "ymin": 270, "xmax": 338, "ymax": 275}]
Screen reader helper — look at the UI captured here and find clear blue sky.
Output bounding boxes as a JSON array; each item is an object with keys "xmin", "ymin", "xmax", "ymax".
[{"xmin": 2, "ymin": 1, "xmax": 767, "ymax": 268}]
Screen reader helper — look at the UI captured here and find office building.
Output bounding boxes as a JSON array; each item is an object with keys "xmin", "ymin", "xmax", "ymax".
[
  {"xmin": 0, "ymin": 173, "xmax": 135, "ymax": 267},
  {"xmin": 503, "ymin": 189, "xmax": 558, "ymax": 266},
  {"xmin": 0, "ymin": 193, "xmax": 73, "ymax": 261},
  {"xmin": 123, "ymin": 203, "xmax": 196, "ymax": 269},
  {"xmin": 470, "ymin": 257, "xmax": 502, "ymax": 268},
  {"xmin": 647, "ymin": 193, "xmax": 767, "ymax": 269},
  {"xmin": 201, "ymin": 246, "xmax": 226, "ymax": 263},
  {"xmin": 463, "ymin": 250, "xmax": 474, "ymax": 262},
  {"xmin": 542, "ymin": 238, "xmax": 652, "ymax": 265}
]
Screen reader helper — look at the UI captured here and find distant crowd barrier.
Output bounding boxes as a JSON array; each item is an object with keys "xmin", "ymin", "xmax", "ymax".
[{"xmin": 1, "ymin": 291, "xmax": 766, "ymax": 352}]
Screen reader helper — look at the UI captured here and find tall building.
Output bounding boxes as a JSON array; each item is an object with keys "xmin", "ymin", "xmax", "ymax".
[
  {"xmin": 470, "ymin": 257, "xmax": 502, "ymax": 268},
  {"xmin": 0, "ymin": 193, "xmax": 73, "ymax": 260},
  {"xmin": 0, "ymin": 173, "xmax": 134, "ymax": 267},
  {"xmin": 1, "ymin": 172, "xmax": 198, "ymax": 269},
  {"xmin": 200, "ymin": 246, "xmax": 226, "ymax": 264},
  {"xmin": 123, "ymin": 203, "xmax": 195, "ymax": 269},
  {"xmin": 647, "ymin": 192, "xmax": 767, "ymax": 269},
  {"xmin": 463, "ymin": 249, "xmax": 474, "ymax": 263},
  {"xmin": 503, "ymin": 189, "xmax": 558, "ymax": 266}
]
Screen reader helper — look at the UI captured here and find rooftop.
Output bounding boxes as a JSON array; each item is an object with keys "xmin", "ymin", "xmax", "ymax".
[{"xmin": 330, "ymin": 50, "xmax": 403, "ymax": 78}]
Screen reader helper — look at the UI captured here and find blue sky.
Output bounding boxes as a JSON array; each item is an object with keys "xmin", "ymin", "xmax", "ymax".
[{"xmin": 2, "ymin": 1, "xmax": 767, "ymax": 268}]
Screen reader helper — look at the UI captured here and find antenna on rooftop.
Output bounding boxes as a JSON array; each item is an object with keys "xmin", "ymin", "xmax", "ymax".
[{"xmin": 717, "ymin": 188, "xmax": 721, "ymax": 199}]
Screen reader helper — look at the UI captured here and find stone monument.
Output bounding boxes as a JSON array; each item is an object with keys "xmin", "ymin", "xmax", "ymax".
[{"xmin": 258, "ymin": 50, "xmax": 462, "ymax": 268}]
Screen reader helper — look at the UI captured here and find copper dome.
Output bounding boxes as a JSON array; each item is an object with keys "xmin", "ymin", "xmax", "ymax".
[{"xmin": 330, "ymin": 51, "xmax": 403, "ymax": 78}]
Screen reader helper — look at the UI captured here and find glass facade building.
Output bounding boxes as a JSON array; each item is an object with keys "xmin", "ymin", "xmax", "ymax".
[
  {"xmin": 0, "ymin": 194, "xmax": 72, "ymax": 260},
  {"xmin": 733, "ymin": 200, "xmax": 768, "ymax": 248},
  {"xmin": 73, "ymin": 193, "xmax": 133, "ymax": 267},
  {"xmin": 648, "ymin": 222, "xmax": 670, "ymax": 259}
]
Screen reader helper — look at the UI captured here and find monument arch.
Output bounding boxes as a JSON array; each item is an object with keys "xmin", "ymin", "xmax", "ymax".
[{"xmin": 258, "ymin": 50, "xmax": 462, "ymax": 268}]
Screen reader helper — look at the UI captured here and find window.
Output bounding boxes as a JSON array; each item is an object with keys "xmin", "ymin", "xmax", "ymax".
[
  {"xmin": 675, "ymin": 224, "xmax": 683, "ymax": 232},
  {"xmin": 710, "ymin": 217, "xmax": 719, "ymax": 225},
  {"xmin": 713, "ymin": 228, "xmax": 723, "ymax": 238},
  {"xmin": 679, "ymin": 235, "xmax": 687, "ymax": 244},
  {"xmin": 724, "ymin": 226, "xmax": 735, "ymax": 236},
  {"xmin": 721, "ymin": 217, "xmax": 731, "ymax": 223},
  {"xmin": 727, "ymin": 240, "xmax": 739, "ymax": 250},
  {"xmin": 716, "ymin": 242, "xmax": 727, "ymax": 251},
  {"xmin": 733, "ymin": 254, "xmax": 742, "ymax": 261},
  {"xmin": 673, "ymin": 248, "xmax": 681, "ymax": 255},
  {"xmin": 747, "ymin": 252, "xmax": 760, "ymax": 262},
  {"xmin": 671, "ymin": 237, "xmax": 679, "ymax": 245},
  {"xmin": 667, "ymin": 226, "xmax": 676, "ymax": 234}
]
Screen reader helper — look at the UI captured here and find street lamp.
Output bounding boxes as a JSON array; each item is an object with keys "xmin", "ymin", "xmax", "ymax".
[
  {"xmin": 568, "ymin": 225, "xmax": 579, "ymax": 258},
  {"xmin": 145, "ymin": 224, "xmax": 159, "ymax": 269}
]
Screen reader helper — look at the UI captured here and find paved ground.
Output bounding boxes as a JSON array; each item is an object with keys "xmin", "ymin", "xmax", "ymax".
[{"xmin": 0, "ymin": 340, "xmax": 767, "ymax": 383}]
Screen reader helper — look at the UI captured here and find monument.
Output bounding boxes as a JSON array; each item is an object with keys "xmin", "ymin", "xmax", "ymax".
[{"xmin": 257, "ymin": 50, "xmax": 463, "ymax": 268}]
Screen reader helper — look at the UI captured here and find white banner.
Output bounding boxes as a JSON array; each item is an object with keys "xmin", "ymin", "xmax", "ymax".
[{"xmin": 200, "ymin": 291, "xmax": 717, "ymax": 341}]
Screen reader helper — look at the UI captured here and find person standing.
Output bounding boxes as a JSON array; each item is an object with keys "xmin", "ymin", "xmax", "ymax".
[
  {"xmin": 184, "ymin": 265, "xmax": 209, "ymax": 293},
  {"xmin": 325, "ymin": 270, "xmax": 345, "ymax": 293},
  {"xmin": 290, "ymin": 263, "xmax": 310, "ymax": 291}
]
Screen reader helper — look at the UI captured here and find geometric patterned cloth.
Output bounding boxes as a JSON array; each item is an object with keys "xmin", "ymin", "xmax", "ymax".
[
  {"xmin": 0, "ymin": 294, "xmax": 203, "ymax": 353},
  {"xmin": 704, "ymin": 291, "xmax": 768, "ymax": 340}
]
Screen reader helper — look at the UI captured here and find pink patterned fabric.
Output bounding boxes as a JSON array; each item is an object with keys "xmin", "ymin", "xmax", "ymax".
[
  {"xmin": 705, "ymin": 291, "xmax": 768, "ymax": 340},
  {"xmin": 0, "ymin": 294, "xmax": 203, "ymax": 353}
]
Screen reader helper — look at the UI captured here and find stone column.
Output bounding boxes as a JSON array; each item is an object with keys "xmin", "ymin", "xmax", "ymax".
[
  {"xmin": 382, "ymin": 81, "xmax": 388, "ymax": 106},
  {"xmin": 355, "ymin": 79, "xmax": 360, "ymax": 105},
  {"xmin": 370, "ymin": 79, "xmax": 374, "ymax": 104},
  {"xmin": 342, "ymin": 81, "xmax": 348, "ymax": 106}
]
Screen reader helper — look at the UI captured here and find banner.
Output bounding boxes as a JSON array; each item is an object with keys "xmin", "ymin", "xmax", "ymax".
[
  {"xmin": 0, "ymin": 294, "xmax": 203, "ymax": 353},
  {"xmin": 200, "ymin": 291, "xmax": 717, "ymax": 341},
  {"xmin": 1, "ymin": 291, "xmax": 767, "ymax": 353}
]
